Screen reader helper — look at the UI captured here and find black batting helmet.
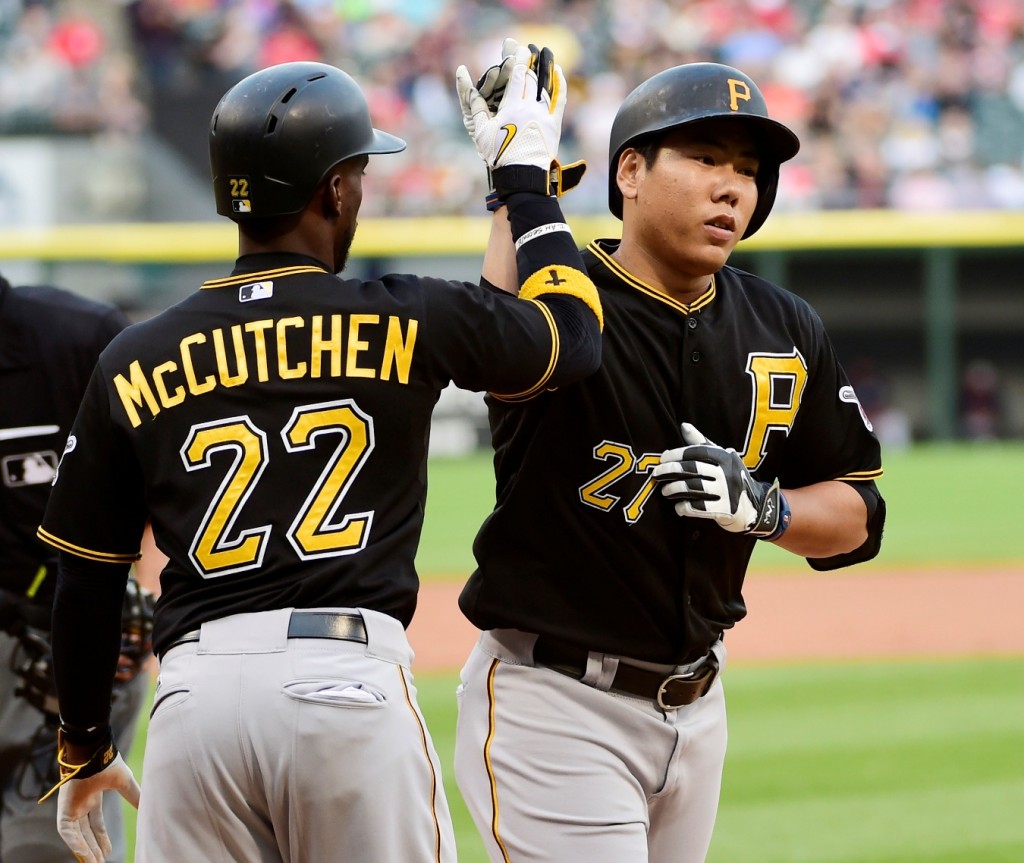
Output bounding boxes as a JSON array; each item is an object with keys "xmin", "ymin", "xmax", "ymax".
[
  {"xmin": 608, "ymin": 62, "xmax": 800, "ymax": 237},
  {"xmin": 210, "ymin": 62, "xmax": 406, "ymax": 220}
]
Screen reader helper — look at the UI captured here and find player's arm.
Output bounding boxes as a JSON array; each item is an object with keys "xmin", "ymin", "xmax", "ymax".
[
  {"xmin": 459, "ymin": 40, "xmax": 594, "ymax": 314},
  {"xmin": 769, "ymin": 480, "xmax": 867, "ymax": 558},
  {"xmin": 40, "ymin": 552, "xmax": 140, "ymax": 863},
  {"xmin": 51, "ymin": 551, "xmax": 129, "ymax": 746},
  {"xmin": 482, "ymin": 205, "xmax": 516, "ymax": 294},
  {"xmin": 653, "ymin": 422, "xmax": 885, "ymax": 563}
]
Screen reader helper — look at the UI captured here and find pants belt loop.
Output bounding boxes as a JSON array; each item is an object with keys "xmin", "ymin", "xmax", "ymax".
[{"xmin": 581, "ymin": 652, "xmax": 618, "ymax": 691}]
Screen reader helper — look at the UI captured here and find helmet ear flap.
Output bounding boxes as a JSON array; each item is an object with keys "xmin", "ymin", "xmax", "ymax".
[{"xmin": 745, "ymin": 166, "xmax": 780, "ymax": 239}]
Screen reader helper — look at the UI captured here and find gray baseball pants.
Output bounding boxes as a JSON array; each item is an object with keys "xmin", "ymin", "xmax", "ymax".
[
  {"xmin": 135, "ymin": 607, "xmax": 456, "ymax": 863},
  {"xmin": 455, "ymin": 628, "xmax": 728, "ymax": 863}
]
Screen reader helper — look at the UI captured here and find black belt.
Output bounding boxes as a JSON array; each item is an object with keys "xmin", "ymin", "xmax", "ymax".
[
  {"xmin": 533, "ymin": 635, "xmax": 719, "ymax": 710},
  {"xmin": 161, "ymin": 611, "xmax": 366, "ymax": 659}
]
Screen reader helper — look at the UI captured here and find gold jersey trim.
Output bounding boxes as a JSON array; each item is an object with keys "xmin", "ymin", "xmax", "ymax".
[
  {"xmin": 489, "ymin": 264, "xmax": 601, "ymax": 404},
  {"xmin": 839, "ymin": 468, "xmax": 884, "ymax": 481},
  {"xmin": 488, "ymin": 298, "xmax": 560, "ymax": 403},
  {"xmin": 201, "ymin": 265, "xmax": 329, "ymax": 289},
  {"xmin": 36, "ymin": 526, "xmax": 141, "ymax": 564},
  {"xmin": 588, "ymin": 240, "xmax": 716, "ymax": 314}
]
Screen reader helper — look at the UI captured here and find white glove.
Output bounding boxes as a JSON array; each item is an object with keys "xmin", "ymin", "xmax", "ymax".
[
  {"xmin": 43, "ymin": 738, "xmax": 141, "ymax": 863},
  {"xmin": 475, "ymin": 36, "xmax": 521, "ymax": 113},
  {"xmin": 652, "ymin": 422, "xmax": 790, "ymax": 538},
  {"xmin": 456, "ymin": 42, "xmax": 565, "ymax": 172}
]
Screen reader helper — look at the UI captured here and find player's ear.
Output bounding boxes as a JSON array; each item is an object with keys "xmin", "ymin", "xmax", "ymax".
[
  {"xmin": 320, "ymin": 172, "xmax": 344, "ymax": 218},
  {"xmin": 616, "ymin": 148, "xmax": 643, "ymax": 208}
]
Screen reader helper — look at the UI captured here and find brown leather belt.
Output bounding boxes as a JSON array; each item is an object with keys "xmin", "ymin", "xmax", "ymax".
[
  {"xmin": 161, "ymin": 611, "xmax": 366, "ymax": 660},
  {"xmin": 533, "ymin": 635, "xmax": 719, "ymax": 710}
]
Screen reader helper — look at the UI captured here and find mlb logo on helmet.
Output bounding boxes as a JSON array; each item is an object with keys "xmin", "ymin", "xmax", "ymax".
[
  {"xmin": 232, "ymin": 199, "xmax": 252, "ymax": 213},
  {"xmin": 239, "ymin": 281, "xmax": 274, "ymax": 302}
]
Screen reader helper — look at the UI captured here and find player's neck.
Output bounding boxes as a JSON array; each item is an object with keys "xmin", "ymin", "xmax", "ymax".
[{"xmin": 611, "ymin": 243, "xmax": 714, "ymax": 306}]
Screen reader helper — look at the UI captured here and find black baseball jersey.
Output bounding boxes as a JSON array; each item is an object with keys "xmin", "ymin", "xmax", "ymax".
[
  {"xmin": 461, "ymin": 239, "xmax": 885, "ymax": 664},
  {"xmin": 39, "ymin": 251, "xmax": 601, "ymax": 657},
  {"xmin": 0, "ymin": 278, "xmax": 129, "ymax": 606}
]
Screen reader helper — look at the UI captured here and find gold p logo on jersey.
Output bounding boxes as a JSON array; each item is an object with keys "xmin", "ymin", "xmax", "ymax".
[{"xmin": 727, "ymin": 79, "xmax": 752, "ymax": 111}]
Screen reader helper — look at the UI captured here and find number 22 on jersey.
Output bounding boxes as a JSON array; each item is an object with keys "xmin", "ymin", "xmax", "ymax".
[{"xmin": 181, "ymin": 398, "xmax": 374, "ymax": 578}]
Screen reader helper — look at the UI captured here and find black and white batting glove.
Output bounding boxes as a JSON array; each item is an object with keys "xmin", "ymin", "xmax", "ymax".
[
  {"xmin": 652, "ymin": 422, "xmax": 792, "ymax": 540},
  {"xmin": 40, "ymin": 728, "xmax": 141, "ymax": 863},
  {"xmin": 456, "ymin": 38, "xmax": 584, "ymax": 205},
  {"xmin": 475, "ymin": 36, "xmax": 519, "ymax": 113}
]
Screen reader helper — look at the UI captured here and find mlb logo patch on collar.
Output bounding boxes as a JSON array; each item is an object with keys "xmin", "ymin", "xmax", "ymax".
[{"xmin": 239, "ymin": 281, "xmax": 273, "ymax": 302}]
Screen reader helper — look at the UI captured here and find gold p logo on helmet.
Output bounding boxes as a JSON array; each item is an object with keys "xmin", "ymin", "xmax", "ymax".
[{"xmin": 727, "ymin": 79, "xmax": 752, "ymax": 111}]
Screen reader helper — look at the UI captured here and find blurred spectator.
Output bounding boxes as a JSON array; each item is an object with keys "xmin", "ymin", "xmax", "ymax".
[
  {"xmin": 848, "ymin": 357, "xmax": 913, "ymax": 450},
  {"xmin": 958, "ymin": 359, "xmax": 1004, "ymax": 440},
  {"xmin": 2, "ymin": 0, "xmax": 1024, "ymax": 217}
]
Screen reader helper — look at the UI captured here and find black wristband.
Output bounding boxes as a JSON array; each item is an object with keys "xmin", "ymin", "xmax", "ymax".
[
  {"xmin": 490, "ymin": 165, "xmax": 550, "ymax": 199},
  {"xmin": 38, "ymin": 726, "xmax": 119, "ymax": 802},
  {"xmin": 485, "ymin": 190, "xmax": 504, "ymax": 212},
  {"xmin": 59, "ymin": 720, "xmax": 112, "ymax": 748}
]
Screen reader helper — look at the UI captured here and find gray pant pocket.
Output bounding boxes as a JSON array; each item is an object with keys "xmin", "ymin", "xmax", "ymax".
[{"xmin": 282, "ymin": 678, "xmax": 386, "ymax": 708}]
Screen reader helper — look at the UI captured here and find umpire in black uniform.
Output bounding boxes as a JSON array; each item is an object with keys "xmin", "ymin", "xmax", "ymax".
[{"xmin": 0, "ymin": 274, "xmax": 151, "ymax": 862}]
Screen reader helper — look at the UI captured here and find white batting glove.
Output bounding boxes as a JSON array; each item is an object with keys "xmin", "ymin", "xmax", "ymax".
[
  {"xmin": 40, "ymin": 731, "xmax": 141, "ymax": 863},
  {"xmin": 652, "ymin": 422, "xmax": 791, "ymax": 539},
  {"xmin": 455, "ymin": 42, "xmax": 565, "ymax": 174},
  {"xmin": 474, "ymin": 36, "xmax": 521, "ymax": 113}
]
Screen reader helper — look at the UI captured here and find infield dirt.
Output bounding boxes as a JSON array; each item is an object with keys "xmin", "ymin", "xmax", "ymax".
[{"xmin": 407, "ymin": 565, "xmax": 1024, "ymax": 670}]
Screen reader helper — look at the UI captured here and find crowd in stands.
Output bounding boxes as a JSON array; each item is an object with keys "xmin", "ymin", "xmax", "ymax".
[{"xmin": 2, "ymin": 0, "xmax": 1024, "ymax": 217}]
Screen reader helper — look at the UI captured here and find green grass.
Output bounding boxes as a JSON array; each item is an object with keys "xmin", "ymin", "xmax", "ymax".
[
  {"xmin": 418, "ymin": 443, "xmax": 1024, "ymax": 579},
  {"xmin": 126, "ymin": 659, "xmax": 1024, "ymax": 862},
  {"xmin": 707, "ymin": 658, "xmax": 1024, "ymax": 863}
]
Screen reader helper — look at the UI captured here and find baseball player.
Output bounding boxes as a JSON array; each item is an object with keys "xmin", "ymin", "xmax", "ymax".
[
  {"xmin": 454, "ymin": 62, "xmax": 886, "ymax": 863},
  {"xmin": 38, "ymin": 49, "xmax": 601, "ymax": 863},
  {"xmin": 0, "ymin": 275, "xmax": 155, "ymax": 863}
]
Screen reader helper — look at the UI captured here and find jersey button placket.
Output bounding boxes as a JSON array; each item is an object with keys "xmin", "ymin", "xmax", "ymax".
[{"xmin": 686, "ymin": 314, "xmax": 701, "ymax": 362}]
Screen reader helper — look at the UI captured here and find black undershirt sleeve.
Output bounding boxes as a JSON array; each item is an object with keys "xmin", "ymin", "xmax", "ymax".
[
  {"xmin": 51, "ymin": 551, "xmax": 130, "ymax": 742},
  {"xmin": 539, "ymin": 294, "xmax": 602, "ymax": 384},
  {"xmin": 501, "ymin": 192, "xmax": 603, "ymax": 386},
  {"xmin": 504, "ymin": 192, "xmax": 585, "ymax": 274}
]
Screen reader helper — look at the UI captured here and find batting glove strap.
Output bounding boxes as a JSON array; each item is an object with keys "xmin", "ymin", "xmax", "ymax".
[
  {"xmin": 38, "ymin": 728, "xmax": 118, "ymax": 802},
  {"xmin": 484, "ymin": 160, "xmax": 587, "ymax": 209},
  {"xmin": 757, "ymin": 485, "xmax": 792, "ymax": 542},
  {"xmin": 490, "ymin": 164, "xmax": 550, "ymax": 198},
  {"xmin": 549, "ymin": 159, "xmax": 587, "ymax": 197}
]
